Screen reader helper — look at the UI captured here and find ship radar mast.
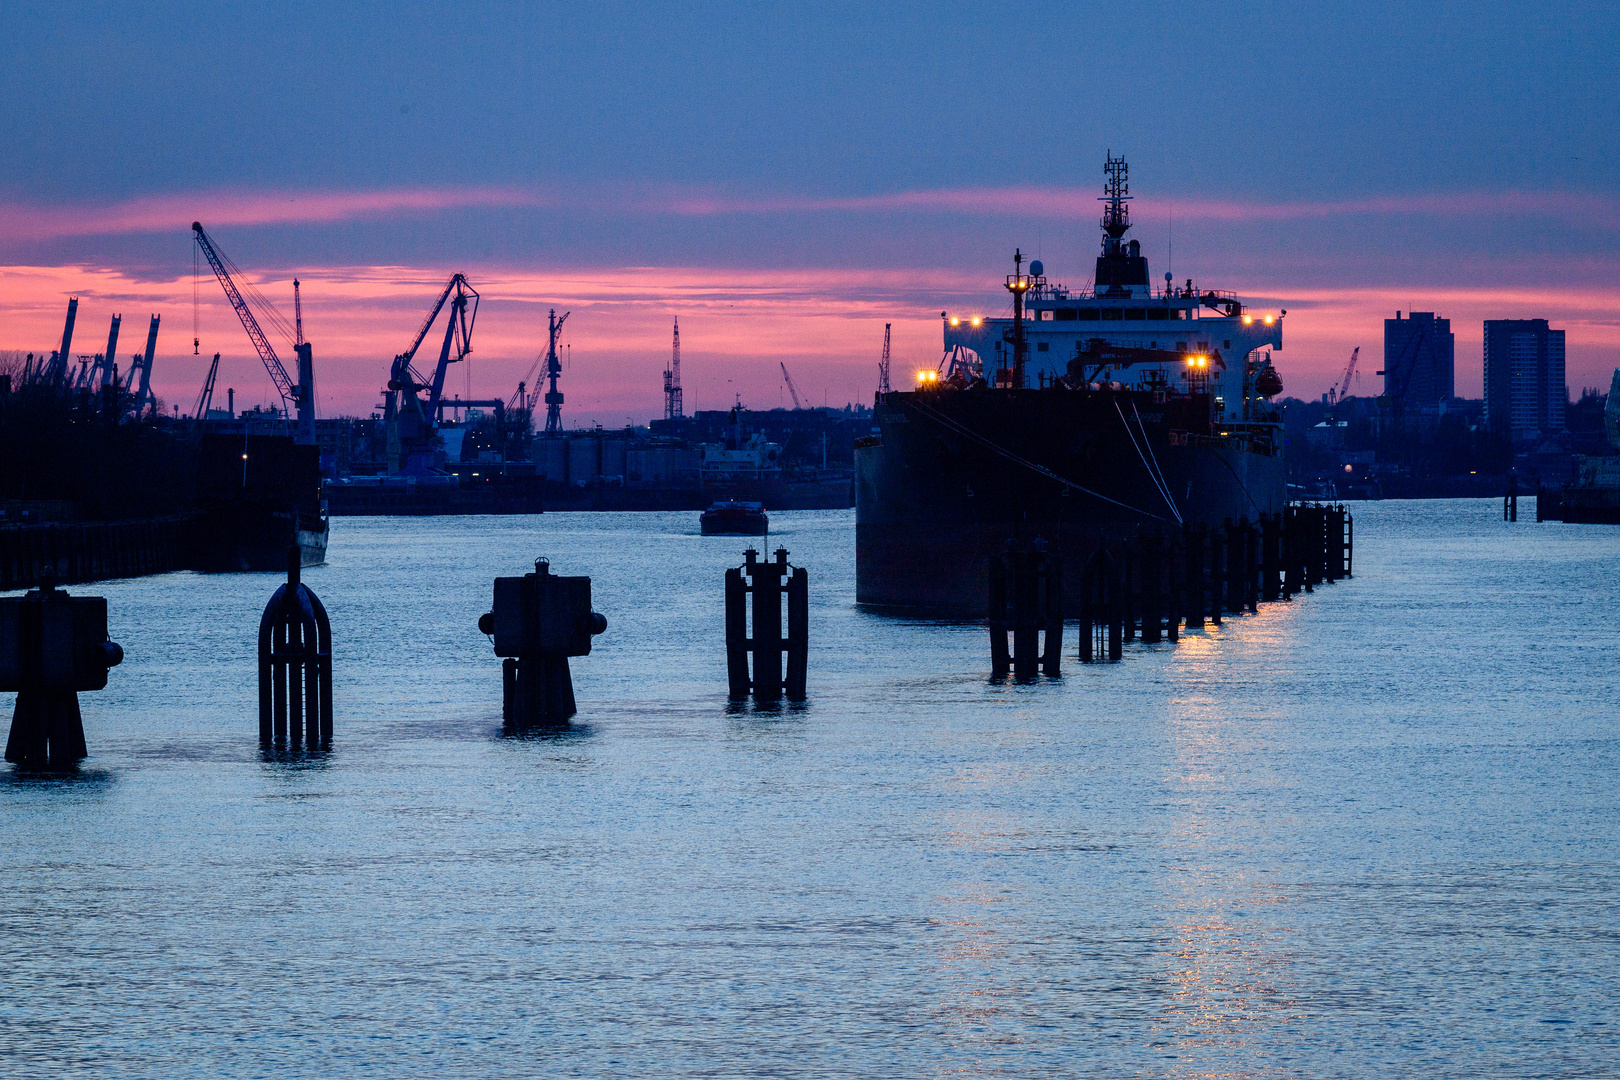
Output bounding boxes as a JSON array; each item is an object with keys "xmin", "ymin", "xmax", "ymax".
[
  {"xmin": 1099, "ymin": 153, "xmax": 1131, "ymax": 251},
  {"xmin": 1093, "ymin": 154, "xmax": 1148, "ymax": 298}
]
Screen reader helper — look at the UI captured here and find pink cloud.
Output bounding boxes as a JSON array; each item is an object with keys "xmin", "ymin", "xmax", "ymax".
[
  {"xmin": 4, "ymin": 182, "xmax": 1616, "ymax": 243},
  {"xmin": 0, "ymin": 187, "xmax": 547, "ymax": 243}
]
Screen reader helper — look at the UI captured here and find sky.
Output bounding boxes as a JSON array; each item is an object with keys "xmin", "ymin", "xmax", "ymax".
[{"xmin": 2, "ymin": 0, "xmax": 1616, "ymax": 423}]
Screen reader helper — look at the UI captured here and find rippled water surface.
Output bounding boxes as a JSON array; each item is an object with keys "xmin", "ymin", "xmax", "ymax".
[{"xmin": 2, "ymin": 501, "xmax": 1616, "ymax": 1078}]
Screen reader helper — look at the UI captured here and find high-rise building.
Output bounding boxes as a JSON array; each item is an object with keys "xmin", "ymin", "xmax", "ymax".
[
  {"xmin": 1382, "ymin": 311, "xmax": 1454, "ymax": 407},
  {"xmin": 1483, "ymin": 319, "xmax": 1565, "ymax": 441}
]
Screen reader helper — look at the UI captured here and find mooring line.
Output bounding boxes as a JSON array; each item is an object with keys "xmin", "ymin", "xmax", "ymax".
[
  {"xmin": 1112, "ymin": 398, "xmax": 1182, "ymax": 525},
  {"xmin": 904, "ymin": 399, "xmax": 1173, "ymax": 522},
  {"xmin": 1129, "ymin": 399, "xmax": 1181, "ymax": 525}
]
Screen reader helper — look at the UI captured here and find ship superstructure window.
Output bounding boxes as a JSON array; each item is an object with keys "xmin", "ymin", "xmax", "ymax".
[
  {"xmin": 1125, "ymin": 309, "xmax": 1145, "ymax": 320},
  {"xmin": 1055, "ymin": 308, "xmax": 1077, "ymax": 321},
  {"xmin": 1078, "ymin": 308, "xmax": 1099, "ymax": 321},
  {"xmin": 1037, "ymin": 342, "xmax": 1049, "ymax": 352},
  {"xmin": 1102, "ymin": 309, "xmax": 1122, "ymax": 321},
  {"xmin": 1039, "ymin": 310, "xmax": 1053, "ymax": 321}
]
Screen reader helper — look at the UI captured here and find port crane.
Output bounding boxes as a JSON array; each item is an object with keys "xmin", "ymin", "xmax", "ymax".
[
  {"xmin": 383, "ymin": 273, "xmax": 480, "ymax": 470},
  {"xmin": 193, "ymin": 352, "xmax": 222, "ymax": 421},
  {"xmin": 192, "ymin": 221, "xmax": 316, "ymax": 444},
  {"xmin": 878, "ymin": 323, "xmax": 891, "ymax": 393},
  {"xmin": 664, "ymin": 317, "xmax": 684, "ymax": 420},
  {"xmin": 780, "ymin": 362, "xmax": 805, "ymax": 410},
  {"xmin": 1328, "ymin": 347, "xmax": 1359, "ymax": 406},
  {"xmin": 541, "ymin": 309, "xmax": 570, "ymax": 436}
]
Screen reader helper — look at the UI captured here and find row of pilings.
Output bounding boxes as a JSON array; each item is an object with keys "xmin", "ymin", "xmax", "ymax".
[
  {"xmin": 1078, "ymin": 503, "xmax": 1353, "ymax": 662},
  {"xmin": 990, "ymin": 503, "xmax": 1353, "ymax": 673},
  {"xmin": 0, "ymin": 514, "xmax": 198, "ymax": 591}
]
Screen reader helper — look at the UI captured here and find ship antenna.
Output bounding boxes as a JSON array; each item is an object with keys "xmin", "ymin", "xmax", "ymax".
[{"xmin": 1099, "ymin": 153, "xmax": 1131, "ymax": 242}]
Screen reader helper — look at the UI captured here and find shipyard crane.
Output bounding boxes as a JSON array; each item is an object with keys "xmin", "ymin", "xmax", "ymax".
[
  {"xmin": 780, "ymin": 362, "xmax": 805, "ymax": 409},
  {"xmin": 193, "ymin": 352, "xmax": 222, "ymax": 421},
  {"xmin": 1329, "ymin": 347, "xmax": 1359, "ymax": 406},
  {"xmin": 192, "ymin": 222, "xmax": 315, "ymax": 443},
  {"xmin": 878, "ymin": 323, "xmax": 892, "ymax": 394},
  {"xmin": 382, "ymin": 273, "xmax": 480, "ymax": 471},
  {"xmin": 542, "ymin": 309, "xmax": 571, "ymax": 436},
  {"xmin": 122, "ymin": 314, "xmax": 160, "ymax": 418},
  {"xmin": 664, "ymin": 317, "xmax": 684, "ymax": 420}
]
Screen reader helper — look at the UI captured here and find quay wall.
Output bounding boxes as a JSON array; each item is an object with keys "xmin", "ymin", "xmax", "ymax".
[{"xmin": 0, "ymin": 514, "xmax": 197, "ymax": 591}]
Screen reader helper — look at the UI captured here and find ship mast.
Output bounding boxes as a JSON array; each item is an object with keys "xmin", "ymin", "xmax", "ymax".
[{"xmin": 1004, "ymin": 248, "xmax": 1032, "ymax": 388}]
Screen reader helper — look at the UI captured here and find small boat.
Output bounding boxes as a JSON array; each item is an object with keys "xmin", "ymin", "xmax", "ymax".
[{"xmin": 700, "ymin": 500, "xmax": 769, "ymax": 536}]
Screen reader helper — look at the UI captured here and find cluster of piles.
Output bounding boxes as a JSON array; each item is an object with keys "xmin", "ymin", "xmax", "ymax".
[{"xmin": 1077, "ymin": 503, "xmax": 1353, "ymax": 662}]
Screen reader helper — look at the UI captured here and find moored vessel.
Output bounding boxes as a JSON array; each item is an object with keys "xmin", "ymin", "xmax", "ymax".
[{"xmin": 856, "ymin": 156, "xmax": 1289, "ymax": 614}]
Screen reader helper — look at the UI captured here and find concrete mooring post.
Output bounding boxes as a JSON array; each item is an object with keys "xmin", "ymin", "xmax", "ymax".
[
  {"xmin": 1, "ymin": 570, "xmax": 123, "ymax": 769},
  {"xmin": 726, "ymin": 548, "xmax": 808, "ymax": 701},
  {"xmin": 479, "ymin": 559, "xmax": 607, "ymax": 728},
  {"xmin": 258, "ymin": 547, "xmax": 332, "ymax": 747}
]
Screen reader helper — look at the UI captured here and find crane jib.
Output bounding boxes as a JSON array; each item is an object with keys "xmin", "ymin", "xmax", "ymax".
[{"xmin": 191, "ymin": 223, "xmax": 299, "ymax": 407}]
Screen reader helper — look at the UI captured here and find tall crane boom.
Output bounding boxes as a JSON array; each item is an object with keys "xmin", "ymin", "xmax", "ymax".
[
  {"xmin": 780, "ymin": 362, "xmax": 804, "ymax": 409},
  {"xmin": 1333, "ymin": 347, "xmax": 1359, "ymax": 404},
  {"xmin": 664, "ymin": 317, "xmax": 684, "ymax": 420},
  {"xmin": 192, "ymin": 221, "xmax": 314, "ymax": 443},
  {"xmin": 878, "ymin": 323, "xmax": 891, "ymax": 393}
]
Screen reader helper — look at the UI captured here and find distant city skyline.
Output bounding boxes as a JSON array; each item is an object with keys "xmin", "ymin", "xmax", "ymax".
[{"xmin": 2, "ymin": 1, "xmax": 1616, "ymax": 425}]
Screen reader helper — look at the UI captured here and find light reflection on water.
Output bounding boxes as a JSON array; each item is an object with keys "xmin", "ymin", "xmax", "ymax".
[{"xmin": 1, "ymin": 501, "xmax": 1617, "ymax": 1077}]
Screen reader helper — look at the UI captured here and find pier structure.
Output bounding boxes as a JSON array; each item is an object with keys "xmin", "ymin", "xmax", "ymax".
[
  {"xmin": 988, "ymin": 540, "xmax": 1062, "ymax": 678},
  {"xmin": 1072, "ymin": 503, "xmax": 1351, "ymax": 663}
]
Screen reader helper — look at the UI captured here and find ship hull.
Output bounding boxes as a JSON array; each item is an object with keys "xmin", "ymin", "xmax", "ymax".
[{"xmin": 855, "ymin": 389, "xmax": 1284, "ymax": 615}]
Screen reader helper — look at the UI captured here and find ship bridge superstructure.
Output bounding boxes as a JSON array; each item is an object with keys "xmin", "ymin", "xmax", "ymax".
[{"xmin": 938, "ymin": 157, "xmax": 1284, "ymax": 427}]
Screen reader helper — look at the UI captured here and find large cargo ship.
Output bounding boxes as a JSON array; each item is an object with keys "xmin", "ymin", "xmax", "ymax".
[{"xmin": 856, "ymin": 156, "xmax": 1288, "ymax": 614}]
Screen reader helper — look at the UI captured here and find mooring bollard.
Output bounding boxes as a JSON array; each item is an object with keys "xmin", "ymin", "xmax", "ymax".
[
  {"xmin": 1504, "ymin": 476, "xmax": 1518, "ymax": 522},
  {"xmin": 1, "ymin": 569, "xmax": 123, "ymax": 769},
  {"xmin": 258, "ymin": 547, "xmax": 332, "ymax": 747},
  {"xmin": 726, "ymin": 547, "xmax": 808, "ymax": 700},
  {"xmin": 478, "ymin": 558, "xmax": 606, "ymax": 728}
]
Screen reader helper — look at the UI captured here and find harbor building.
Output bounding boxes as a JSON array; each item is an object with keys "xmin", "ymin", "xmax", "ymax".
[
  {"xmin": 1382, "ymin": 311, "xmax": 1454, "ymax": 408},
  {"xmin": 1484, "ymin": 319, "xmax": 1565, "ymax": 441}
]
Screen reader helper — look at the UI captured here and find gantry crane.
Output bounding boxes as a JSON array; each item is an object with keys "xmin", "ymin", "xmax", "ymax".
[
  {"xmin": 192, "ymin": 221, "xmax": 316, "ymax": 444},
  {"xmin": 383, "ymin": 273, "xmax": 480, "ymax": 471}
]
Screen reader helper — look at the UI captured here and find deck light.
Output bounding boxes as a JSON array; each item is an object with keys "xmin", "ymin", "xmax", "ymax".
[
  {"xmin": 1264, "ymin": 315, "xmax": 1274, "ymax": 324},
  {"xmin": 950, "ymin": 317, "xmax": 961, "ymax": 327},
  {"xmin": 1243, "ymin": 315, "xmax": 1253, "ymax": 324},
  {"xmin": 970, "ymin": 317, "xmax": 982, "ymax": 327}
]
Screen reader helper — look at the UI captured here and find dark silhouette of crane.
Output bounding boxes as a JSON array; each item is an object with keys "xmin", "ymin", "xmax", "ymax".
[
  {"xmin": 878, "ymin": 323, "xmax": 892, "ymax": 393},
  {"xmin": 664, "ymin": 317, "xmax": 684, "ymax": 420},
  {"xmin": 1329, "ymin": 347, "xmax": 1359, "ymax": 406},
  {"xmin": 542, "ymin": 309, "xmax": 571, "ymax": 436},
  {"xmin": 382, "ymin": 273, "xmax": 479, "ymax": 471},
  {"xmin": 192, "ymin": 221, "xmax": 315, "ymax": 443},
  {"xmin": 780, "ymin": 362, "xmax": 805, "ymax": 409}
]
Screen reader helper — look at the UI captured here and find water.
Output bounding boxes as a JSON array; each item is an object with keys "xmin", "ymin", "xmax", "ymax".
[{"xmin": 2, "ymin": 501, "xmax": 1616, "ymax": 1078}]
